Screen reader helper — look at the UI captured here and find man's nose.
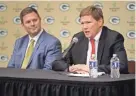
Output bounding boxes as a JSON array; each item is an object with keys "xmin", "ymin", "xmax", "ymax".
[
  {"xmin": 83, "ymin": 24, "xmax": 88, "ymax": 29},
  {"xmin": 30, "ymin": 21, "xmax": 34, "ymax": 25}
]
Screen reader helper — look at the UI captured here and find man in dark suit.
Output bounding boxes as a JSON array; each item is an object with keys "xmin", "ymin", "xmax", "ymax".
[
  {"xmin": 53, "ymin": 5, "xmax": 128, "ymax": 74},
  {"xmin": 8, "ymin": 7, "xmax": 62, "ymax": 70}
]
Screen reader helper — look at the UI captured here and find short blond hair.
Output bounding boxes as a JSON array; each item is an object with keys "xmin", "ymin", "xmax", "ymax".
[{"xmin": 80, "ymin": 5, "xmax": 104, "ymax": 22}]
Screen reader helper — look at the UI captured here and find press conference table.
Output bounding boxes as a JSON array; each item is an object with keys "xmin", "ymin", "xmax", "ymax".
[{"xmin": 0, "ymin": 68, "xmax": 134, "ymax": 96}]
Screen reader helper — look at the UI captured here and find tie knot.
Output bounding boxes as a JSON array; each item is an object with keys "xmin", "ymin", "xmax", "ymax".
[
  {"xmin": 30, "ymin": 39, "xmax": 35, "ymax": 44},
  {"xmin": 90, "ymin": 39, "xmax": 95, "ymax": 43}
]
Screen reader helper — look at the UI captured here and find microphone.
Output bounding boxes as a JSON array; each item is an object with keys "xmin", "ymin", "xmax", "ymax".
[
  {"xmin": 62, "ymin": 37, "xmax": 78, "ymax": 58},
  {"xmin": 52, "ymin": 37, "xmax": 78, "ymax": 71}
]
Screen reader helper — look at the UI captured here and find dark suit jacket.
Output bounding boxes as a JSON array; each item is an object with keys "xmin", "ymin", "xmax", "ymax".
[
  {"xmin": 8, "ymin": 30, "xmax": 62, "ymax": 70},
  {"xmin": 61, "ymin": 26, "xmax": 128, "ymax": 74}
]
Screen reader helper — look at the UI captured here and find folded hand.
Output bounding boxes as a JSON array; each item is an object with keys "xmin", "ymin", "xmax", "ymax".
[{"xmin": 69, "ymin": 64, "xmax": 89, "ymax": 74}]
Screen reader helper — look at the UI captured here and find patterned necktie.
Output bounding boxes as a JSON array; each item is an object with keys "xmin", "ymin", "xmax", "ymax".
[
  {"xmin": 90, "ymin": 39, "xmax": 95, "ymax": 59},
  {"xmin": 21, "ymin": 39, "xmax": 35, "ymax": 69}
]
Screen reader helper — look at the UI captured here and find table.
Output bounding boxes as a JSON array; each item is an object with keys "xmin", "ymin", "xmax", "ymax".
[{"xmin": 0, "ymin": 68, "xmax": 134, "ymax": 96}]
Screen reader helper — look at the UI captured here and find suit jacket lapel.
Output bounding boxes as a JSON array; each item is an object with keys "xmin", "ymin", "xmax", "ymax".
[
  {"xmin": 19, "ymin": 36, "xmax": 29, "ymax": 68},
  {"xmin": 75, "ymin": 33, "xmax": 88, "ymax": 64},
  {"xmin": 27, "ymin": 30, "xmax": 46, "ymax": 66},
  {"xmin": 81, "ymin": 37, "xmax": 88, "ymax": 63},
  {"xmin": 97, "ymin": 27, "xmax": 107, "ymax": 65}
]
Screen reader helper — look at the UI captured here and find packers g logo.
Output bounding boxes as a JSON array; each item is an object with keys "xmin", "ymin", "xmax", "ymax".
[
  {"xmin": 127, "ymin": 31, "xmax": 136, "ymax": 39},
  {"xmin": 28, "ymin": 3, "xmax": 38, "ymax": 10},
  {"xmin": 44, "ymin": 16, "xmax": 55, "ymax": 24},
  {"xmin": 0, "ymin": 55, "xmax": 8, "ymax": 62},
  {"xmin": 13, "ymin": 16, "xmax": 21, "ymax": 24},
  {"xmin": 59, "ymin": 3, "xmax": 70, "ymax": 11},
  {"xmin": 76, "ymin": 17, "xmax": 81, "ymax": 24},
  {"xmin": 60, "ymin": 29, "xmax": 70, "ymax": 38},
  {"xmin": 127, "ymin": 2, "xmax": 135, "ymax": 11},
  {"xmin": 109, "ymin": 16, "xmax": 120, "ymax": 25},
  {"xmin": 0, "ymin": 3, "xmax": 7, "ymax": 12},
  {"xmin": 0, "ymin": 29, "xmax": 8, "ymax": 37},
  {"xmin": 93, "ymin": 2, "xmax": 103, "ymax": 9}
]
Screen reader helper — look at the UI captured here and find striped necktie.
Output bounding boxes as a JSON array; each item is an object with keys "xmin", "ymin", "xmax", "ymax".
[{"xmin": 21, "ymin": 39, "xmax": 35, "ymax": 69}]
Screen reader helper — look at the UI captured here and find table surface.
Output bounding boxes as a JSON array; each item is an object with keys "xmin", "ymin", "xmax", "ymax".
[
  {"xmin": 0, "ymin": 68, "xmax": 134, "ymax": 96},
  {"xmin": 0, "ymin": 68, "xmax": 134, "ymax": 83}
]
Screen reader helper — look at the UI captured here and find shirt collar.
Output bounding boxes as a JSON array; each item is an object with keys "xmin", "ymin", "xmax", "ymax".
[
  {"xmin": 94, "ymin": 28, "xmax": 102, "ymax": 41},
  {"xmin": 29, "ymin": 29, "xmax": 43, "ymax": 42}
]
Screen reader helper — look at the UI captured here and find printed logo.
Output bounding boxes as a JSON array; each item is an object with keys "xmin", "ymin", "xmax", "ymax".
[
  {"xmin": 127, "ymin": 31, "xmax": 136, "ymax": 39},
  {"xmin": 44, "ymin": 3, "xmax": 54, "ymax": 12},
  {"xmin": 13, "ymin": 16, "xmax": 21, "ymax": 24},
  {"xmin": 89, "ymin": 61, "xmax": 97, "ymax": 69},
  {"xmin": 59, "ymin": 3, "xmax": 70, "ymax": 11},
  {"xmin": 28, "ymin": 3, "xmax": 38, "ymax": 10},
  {"xmin": 0, "ymin": 3, "xmax": 7, "ymax": 11},
  {"xmin": 109, "ymin": 16, "xmax": 120, "ymax": 25},
  {"xmin": 0, "ymin": 55, "xmax": 8, "ymax": 62},
  {"xmin": 13, "ymin": 3, "xmax": 22, "ymax": 12},
  {"xmin": 76, "ymin": 3, "xmax": 84, "ymax": 12},
  {"xmin": 60, "ymin": 29, "xmax": 70, "ymax": 38},
  {"xmin": 127, "ymin": 44, "xmax": 135, "ymax": 55},
  {"xmin": 76, "ymin": 17, "xmax": 80, "ymax": 24},
  {"xmin": 111, "ymin": 62, "xmax": 119, "ymax": 69},
  {"xmin": 127, "ymin": 16, "xmax": 135, "ymax": 26},
  {"xmin": 44, "ymin": 16, "xmax": 55, "ymax": 24},
  {"xmin": 13, "ymin": 29, "xmax": 22, "ymax": 38},
  {"xmin": 109, "ymin": 2, "xmax": 120, "ymax": 12},
  {"xmin": 0, "ymin": 16, "xmax": 8, "ymax": 25},
  {"xmin": 0, "ymin": 29, "xmax": 8, "ymax": 37},
  {"xmin": 127, "ymin": 2, "xmax": 136, "ymax": 11},
  {"xmin": 93, "ymin": 2, "xmax": 103, "ymax": 9},
  {"xmin": 0, "ymin": 42, "xmax": 8, "ymax": 51},
  {"xmin": 60, "ymin": 16, "xmax": 70, "ymax": 25}
]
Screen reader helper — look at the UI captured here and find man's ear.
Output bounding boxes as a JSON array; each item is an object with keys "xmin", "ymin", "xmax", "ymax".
[
  {"xmin": 21, "ymin": 23, "xmax": 25, "ymax": 30},
  {"xmin": 98, "ymin": 18, "xmax": 103, "ymax": 27}
]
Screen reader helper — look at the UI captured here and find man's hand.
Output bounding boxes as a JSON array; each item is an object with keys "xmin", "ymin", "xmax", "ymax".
[{"xmin": 69, "ymin": 64, "xmax": 89, "ymax": 74}]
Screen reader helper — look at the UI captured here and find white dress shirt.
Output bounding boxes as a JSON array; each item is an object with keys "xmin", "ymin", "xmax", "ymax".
[
  {"xmin": 25, "ymin": 29, "xmax": 43, "ymax": 54},
  {"xmin": 86, "ymin": 29, "xmax": 102, "ymax": 65}
]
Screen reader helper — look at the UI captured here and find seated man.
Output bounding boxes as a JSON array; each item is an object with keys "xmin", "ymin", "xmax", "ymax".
[
  {"xmin": 8, "ymin": 7, "xmax": 62, "ymax": 70},
  {"xmin": 52, "ymin": 5, "xmax": 128, "ymax": 74}
]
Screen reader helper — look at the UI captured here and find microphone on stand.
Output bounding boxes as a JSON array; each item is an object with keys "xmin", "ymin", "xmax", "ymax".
[
  {"xmin": 52, "ymin": 37, "xmax": 78, "ymax": 72},
  {"xmin": 62, "ymin": 37, "xmax": 78, "ymax": 72},
  {"xmin": 62, "ymin": 37, "xmax": 78, "ymax": 58}
]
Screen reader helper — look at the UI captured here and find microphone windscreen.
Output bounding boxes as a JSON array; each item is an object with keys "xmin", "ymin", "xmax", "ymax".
[{"xmin": 72, "ymin": 37, "xmax": 78, "ymax": 43}]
